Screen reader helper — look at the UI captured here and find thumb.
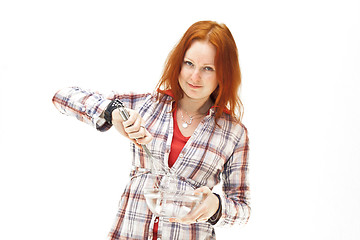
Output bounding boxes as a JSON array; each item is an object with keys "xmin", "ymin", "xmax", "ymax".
[{"xmin": 194, "ymin": 186, "xmax": 210, "ymax": 195}]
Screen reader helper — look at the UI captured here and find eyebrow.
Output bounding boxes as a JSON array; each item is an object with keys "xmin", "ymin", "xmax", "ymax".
[{"xmin": 184, "ymin": 57, "xmax": 215, "ymax": 66}]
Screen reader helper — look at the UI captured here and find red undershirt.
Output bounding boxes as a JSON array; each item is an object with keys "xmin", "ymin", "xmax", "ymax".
[
  {"xmin": 153, "ymin": 107, "xmax": 190, "ymax": 239},
  {"xmin": 168, "ymin": 107, "xmax": 191, "ymax": 168}
]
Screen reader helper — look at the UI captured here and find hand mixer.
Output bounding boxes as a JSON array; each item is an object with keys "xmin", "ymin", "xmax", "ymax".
[{"xmin": 114, "ymin": 100, "xmax": 171, "ymax": 175}]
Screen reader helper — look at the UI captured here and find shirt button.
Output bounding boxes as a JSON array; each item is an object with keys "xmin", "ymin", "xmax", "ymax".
[
  {"xmin": 157, "ymin": 238, "xmax": 161, "ymax": 240},
  {"xmin": 179, "ymin": 153, "xmax": 184, "ymax": 158}
]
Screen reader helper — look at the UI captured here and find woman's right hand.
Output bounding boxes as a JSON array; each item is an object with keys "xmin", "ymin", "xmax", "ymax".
[{"xmin": 111, "ymin": 108, "xmax": 153, "ymax": 147}]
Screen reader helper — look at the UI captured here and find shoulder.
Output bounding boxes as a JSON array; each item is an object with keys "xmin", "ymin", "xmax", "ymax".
[{"xmin": 217, "ymin": 113, "xmax": 248, "ymax": 141}]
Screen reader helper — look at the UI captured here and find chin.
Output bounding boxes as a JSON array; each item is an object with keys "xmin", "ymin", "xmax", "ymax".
[{"xmin": 184, "ymin": 91, "xmax": 208, "ymax": 101}]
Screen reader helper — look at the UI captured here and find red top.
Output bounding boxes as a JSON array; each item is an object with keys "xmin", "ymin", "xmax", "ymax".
[{"xmin": 168, "ymin": 107, "xmax": 190, "ymax": 168}]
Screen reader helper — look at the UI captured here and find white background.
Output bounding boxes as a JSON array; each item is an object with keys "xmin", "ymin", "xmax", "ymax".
[{"xmin": 1, "ymin": 0, "xmax": 359, "ymax": 239}]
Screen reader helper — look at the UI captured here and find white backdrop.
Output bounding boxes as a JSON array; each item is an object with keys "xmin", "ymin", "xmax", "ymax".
[{"xmin": 1, "ymin": 0, "xmax": 359, "ymax": 239}]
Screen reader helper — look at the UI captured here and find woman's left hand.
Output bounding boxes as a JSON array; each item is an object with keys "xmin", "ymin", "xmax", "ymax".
[{"xmin": 169, "ymin": 186, "xmax": 220, "ymax": 224}]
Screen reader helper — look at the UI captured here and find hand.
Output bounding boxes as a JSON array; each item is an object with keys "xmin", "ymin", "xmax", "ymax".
[
  {"xmin": 111, "ymin": 108, "xmax": 153, "ymax": 147},
  {"xmin": 169, "ymin": 186, "xmax": 220, "ymax": 224}
]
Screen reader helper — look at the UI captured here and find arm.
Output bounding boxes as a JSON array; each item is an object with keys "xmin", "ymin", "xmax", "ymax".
[
  {"xmin": 217, "ymin": 125, "xmax": 251, "ymax": 226},
  {"xmin": 52, "ymin": 87, "xmax": 112, "ymax": 131},
  {"xmin": 170, "ymin": 126, "xmax": 250, "ymax": 226},
  {"xmin": 52, "ymin": 87, "xmax": 154, "ymax": 141}
]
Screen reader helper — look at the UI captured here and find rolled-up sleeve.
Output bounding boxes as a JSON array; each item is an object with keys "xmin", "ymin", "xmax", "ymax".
[{"xmin": 52, "ymin": 86, "xmax": 112, "ymax": 131}]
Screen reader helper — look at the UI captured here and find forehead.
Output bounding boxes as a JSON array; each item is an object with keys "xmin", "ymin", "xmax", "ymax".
[{"xmin": 185, "ymin": 40, "xmax": 216, "ymax": 64}]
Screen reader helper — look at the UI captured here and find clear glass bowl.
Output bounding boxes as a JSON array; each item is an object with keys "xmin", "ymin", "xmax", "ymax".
[{"xmin": 143, "ymin": 188, "xmax": 203, "ymax": 218}]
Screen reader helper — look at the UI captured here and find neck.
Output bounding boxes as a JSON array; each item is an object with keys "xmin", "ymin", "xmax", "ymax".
[{"xmin": 178, "ymin": 96, "xmax": 213, "ymax": 116}]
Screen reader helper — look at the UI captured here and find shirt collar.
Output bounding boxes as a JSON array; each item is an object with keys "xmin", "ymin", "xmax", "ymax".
[{"xmin": 157, "ymin": 88, "xmax": 174, "ymax": 98}]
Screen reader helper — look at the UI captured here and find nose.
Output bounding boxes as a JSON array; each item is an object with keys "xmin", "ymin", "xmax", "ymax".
[{"xmin": 191, "ymin": 68, "xmax": 201, "ymax": 82}]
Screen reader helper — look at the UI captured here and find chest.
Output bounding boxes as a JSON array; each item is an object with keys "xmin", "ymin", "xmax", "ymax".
[
  {"xmin": 138, "ymin": 99, "xmax": 238, "ymax": 181},
  {"xmin": 175, "ymin": 110, "xmax": 205, "ymax": 138}
]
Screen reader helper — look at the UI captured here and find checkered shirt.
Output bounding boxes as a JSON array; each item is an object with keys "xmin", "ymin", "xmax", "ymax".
[{"xmin": 52, "ymin": 86, "xmax": 251, "ymax": 240}]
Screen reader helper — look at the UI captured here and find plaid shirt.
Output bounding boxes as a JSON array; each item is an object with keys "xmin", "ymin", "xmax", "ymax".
[{"xmin": 52, "ymin": 87, "xmax": 250, "ymax": 240}]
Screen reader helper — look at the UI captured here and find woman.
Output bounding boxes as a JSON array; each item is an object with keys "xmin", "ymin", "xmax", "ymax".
[{"xmin": 52, "ymin": 20, "xmax": 250, "ymax": 240}]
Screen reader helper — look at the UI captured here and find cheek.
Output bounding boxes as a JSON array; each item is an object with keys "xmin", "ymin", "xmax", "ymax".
[
  {"xmin": 213, "ymin": 80, "xmax": 219, "ymax": 90},
  {"xmin": 208, "ymin": 76, "xmax": 218, "ymax": 91},
  {"xmin": 179, "ymin": 70, "xmax": 185, "ymax": 80},
  {"xmin": 178, "ymin": 70, "xmax": 188, "ymax": 88},
  {"xmin": 179, "ymin": 67, "xmax": 193, "ymax": 80}
]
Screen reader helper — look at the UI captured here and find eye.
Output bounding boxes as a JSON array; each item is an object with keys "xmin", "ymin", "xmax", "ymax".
[
  {"xmin": 204, "ymin": 66, "xmax": 214, "ymax": 71},
  {"xmin": 184, "ymin": 60, "xmax": 194, "ymax": 67}
]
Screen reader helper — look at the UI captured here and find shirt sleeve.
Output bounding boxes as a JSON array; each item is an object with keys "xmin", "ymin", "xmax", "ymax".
[
  {"xmin": 216, "ymin": 125, "xmax": 251, "ymax": 227},
  {"xmin": 52, "ymin": 86, "xmax": 152, "ymax": 132}
]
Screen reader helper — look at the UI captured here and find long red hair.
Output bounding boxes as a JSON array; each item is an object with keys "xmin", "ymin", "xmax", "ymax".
[{"xmin": 156, "ymin": 20, "xmax": 243, "ymax": 123}]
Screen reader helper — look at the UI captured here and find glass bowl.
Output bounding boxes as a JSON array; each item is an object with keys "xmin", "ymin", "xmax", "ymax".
[{"xmin": 143, "ymin": 188, "xmax": 203, "ymax": 218}]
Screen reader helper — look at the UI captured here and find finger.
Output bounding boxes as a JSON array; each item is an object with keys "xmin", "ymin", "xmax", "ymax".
[
  {"xmin": 124, "ymin": 117, "xmax": 142, "ymax": 134},
  {"xmin": 128, "ymin": 127, "xmax": 146, "ymax": 140},
  {"xmin": 112, "ymin": 107, "xmax": 126, "ymax": 123},
  {"xmin": 176, "ymin": 188, "xmax": 216, "ymax": 224},
  {"xmin": 177, "ymin": 204, "xmax": 207, "ymax": 224},
  {"xmin": 195, "ymin": 213, "xmax": 208, "ymax": 223},
  {"xmin": 131, "ymin": 139, "xmax": 142, "ymax": 148},
  {"xmin": 194, "ymin": 186, "xmax": 211, "ymax": 195},
  {"xmin": 122, "ymin": 109, "xmax": 138, "ymax": 128},
  {"xmin": 136, "ymin": 130, "xmax": 153, "ymax": 145},
  {"xmin": 169, "ymin": 214, "xmax": 207, "ymax": 224}
]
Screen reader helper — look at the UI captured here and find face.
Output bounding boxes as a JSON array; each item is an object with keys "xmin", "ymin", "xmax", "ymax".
[{"xmin": 178, "ymin": 40, "xmax": 218, "ymax": 103}]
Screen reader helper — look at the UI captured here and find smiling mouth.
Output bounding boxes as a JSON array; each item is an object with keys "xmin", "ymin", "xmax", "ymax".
[{"xmin": 188, "ymin": 83, "xmax": 202, "ymax": 88}]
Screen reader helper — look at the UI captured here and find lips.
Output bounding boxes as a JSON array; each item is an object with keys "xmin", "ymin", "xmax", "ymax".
[{"xmin": 188, "ymin": 82, "xmax": 202, "ymax": 89}]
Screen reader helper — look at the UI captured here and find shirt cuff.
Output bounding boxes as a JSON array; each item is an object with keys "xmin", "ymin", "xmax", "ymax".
[{"xmin": 94, "ymin": 99, "xmax": 112, "ymax": 132}]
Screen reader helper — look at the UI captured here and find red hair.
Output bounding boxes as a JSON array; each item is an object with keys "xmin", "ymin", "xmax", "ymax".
[{"xmin": 156, "ymin": 20, "xmax": 243, "ymax": 123}]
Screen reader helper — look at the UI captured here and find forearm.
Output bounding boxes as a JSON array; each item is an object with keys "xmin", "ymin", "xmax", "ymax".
[{"xmin": 52, "ymin": 86, "xmax": 111, "ymax": 131}]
